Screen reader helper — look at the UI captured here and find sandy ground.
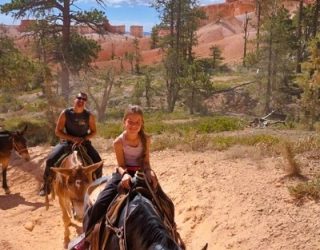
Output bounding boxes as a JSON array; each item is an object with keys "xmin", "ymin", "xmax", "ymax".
[{"xmin": 1, "ymin": 137, "xmax": 320, "ymax": 250}]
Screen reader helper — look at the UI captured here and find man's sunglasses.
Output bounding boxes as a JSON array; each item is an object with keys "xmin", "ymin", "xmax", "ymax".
[{"xmin": 76, "ymin": 96, "xmax": 87, "ymax": 101}]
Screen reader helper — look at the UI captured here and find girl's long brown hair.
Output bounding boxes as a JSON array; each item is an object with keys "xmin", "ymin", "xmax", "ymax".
[{"xmin": 123, "ymin": 105, "xmax": 147, "ymax": 166}]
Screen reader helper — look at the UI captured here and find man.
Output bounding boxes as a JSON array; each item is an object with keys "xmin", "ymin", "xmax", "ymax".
[{"xmin": 39, "ymin": 92, "xmax": 103, "ymax": 196}]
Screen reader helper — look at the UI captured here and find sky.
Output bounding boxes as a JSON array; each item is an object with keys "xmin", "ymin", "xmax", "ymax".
[{"xmin": 0, "ymin": 0, "xmax": 225, "ymax": 32}]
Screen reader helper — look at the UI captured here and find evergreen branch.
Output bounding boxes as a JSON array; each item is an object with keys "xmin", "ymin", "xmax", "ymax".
[
  {"xmin": 1, "ymin": 0, "xmax": 63, "ymax": 19},
  {"xmin": 211, "ymin": 81, "xmax": 256, "ymax": 95}
]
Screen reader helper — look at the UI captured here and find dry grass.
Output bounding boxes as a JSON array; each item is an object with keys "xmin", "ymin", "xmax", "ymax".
[
  {"xmin": 281, "ymin": 142, "xmax": 301, "ymax": 177},
  {"xmin": 223, "ymin": 145, "xmax": 263, "ymax": 161}
]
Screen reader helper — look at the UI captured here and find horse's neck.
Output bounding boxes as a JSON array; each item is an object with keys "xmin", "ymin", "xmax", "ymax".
[
  {"xmin": 0, "ymin": 133, "xmax": 13, "ymax": 152},
  {"xmin": 0, "ymin": 131, "xmax": 10, "ymax": 137}
]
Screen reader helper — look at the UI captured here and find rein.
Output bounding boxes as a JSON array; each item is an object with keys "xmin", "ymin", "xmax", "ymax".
[
  {"xmin": 72, "ymin": 143, "xmax": 93, "ymax": 166},
  {"xmin": 104, "ymin": 193, "xmax": 131, "ymax": 250},
  {"xmin": 143, "ymin": 170, "xmax": 185, "ymax": 249},
  {"xmin": 12, "ymin": 137, "xmax": 28, "ymax": 155}
]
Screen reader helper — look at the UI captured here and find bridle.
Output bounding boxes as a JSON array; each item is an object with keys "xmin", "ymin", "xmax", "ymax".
[
  {"xmin": 12, "ymin": 135, "xmax": 28, "ymax": 155},
  {"xmin": 104, "ymin": 192, "xmax": 130, "ymax": 250}
]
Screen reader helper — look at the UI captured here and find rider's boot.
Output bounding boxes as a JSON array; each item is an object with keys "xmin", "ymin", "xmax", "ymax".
[{"xmin": 39, "ymin": 177, "xmax": 52, "ymax": 196}]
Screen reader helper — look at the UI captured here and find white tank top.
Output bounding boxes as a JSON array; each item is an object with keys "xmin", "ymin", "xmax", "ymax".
[{"xmin": 120, "ymin": 133, "xmax": 143, "ymax": 166}]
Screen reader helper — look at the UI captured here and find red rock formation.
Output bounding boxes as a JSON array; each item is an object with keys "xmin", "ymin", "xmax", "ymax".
[
  {"xmin": 199, "ymin": 1, "xmax": 255, "ymax": 27},
  {"xmin": 103, "ymin": 20, "xmax": 125, "ymax": 34},
  {"xmin": 130, "ymin": 25, "xmax": 143, "ymax": 38},
  {"xmin": 111, "ymin": 25, "xmax": 126, "ymax": 34},
  {"xmin": 18, "ymin": 20, "xmax": 37, "ymax": 32}
]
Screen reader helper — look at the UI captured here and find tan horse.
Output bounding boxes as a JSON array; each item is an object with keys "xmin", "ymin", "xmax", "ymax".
[{"xmin": 51, "ymin": 150, "xmax": 103, "ymax": 248}]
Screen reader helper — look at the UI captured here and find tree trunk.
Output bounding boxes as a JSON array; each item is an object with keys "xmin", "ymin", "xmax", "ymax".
[
  {"xmin": 296, "ymin": 0, "xmax": 303, "ymax": 73},
  {"xmin": 266, "ymin": 26, "xmax": 273, "ymax": 114},
  {"xmin": 60, "ymin": 63, "xmax": 70, "ymax": 101},
  {"xmin": 97, "ymin": 107, "xmax": 106, "ymax": 122},
  {"xmin": 166, "ymin": 1, "xmax": 179, "ymax": 113},
  {"xmin": 61, "ymin": 0, "xmax": 71, "ymax": 101},
  {"xmin": 145, "ymin": 79, "xmax": 151, "ymax": 108},
  {"xmin": 256, "ymin": 0, "xmax": 261, "ymax": 53},
  {"xmin": 189, "ymin": 87, "xmax": 195, "ymax": 115},
  {"xmin": 243, "ymin": 12, "xmax": 249, "ymax": 66},
  {"xmin": 312, "ymin": 0, "xmax": 320, "ymax": 37},
  {"xmin": 87, "ymin": 71, "xmax": 114, "ymax": 122}
]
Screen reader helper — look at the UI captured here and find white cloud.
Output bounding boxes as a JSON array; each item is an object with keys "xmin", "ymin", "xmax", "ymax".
[
  {"xmin": 199, "ymin": 0, "xmax": 225, "ymax": 5},
  {"xmin": 78, "ymin": 0, "xmax": 152, "ymax": 6},
  {"xmin": 78, "ymin": 0, "xmax": 225, "ymax": 7}
]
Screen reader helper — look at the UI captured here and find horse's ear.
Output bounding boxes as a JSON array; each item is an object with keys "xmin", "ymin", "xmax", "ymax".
[
  {"xmin": 17, "ymin": 125, "xmax": 28, "ymax": 135},
  {"xmin": 21, "ymin": 125, "xmax": 28, "ymax": 134},
  {"xmin": 52, "ymin": 167, "xmax": 74, "ymax": 177},
  {"xmin": 83, "ymin": 161, "xmax": 103, "ymax": 176}
]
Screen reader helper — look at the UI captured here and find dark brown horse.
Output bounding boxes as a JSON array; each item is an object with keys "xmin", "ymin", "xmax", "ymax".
[
  {"xmin": 0, "ymin": 125, "xmax": 30, "ymax": 194},
  {"xmin": 83, "ymin": 175, "xmax": 184, "ymax": 250},
  {"xmin": 105, "ymin": 193, "xmax": 183, "ymax": 250}
]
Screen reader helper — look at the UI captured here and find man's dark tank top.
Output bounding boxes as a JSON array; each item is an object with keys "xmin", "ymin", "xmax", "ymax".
[{"xmin": 64, "ymin": 108, "xmax": 90, "ymax": 137}]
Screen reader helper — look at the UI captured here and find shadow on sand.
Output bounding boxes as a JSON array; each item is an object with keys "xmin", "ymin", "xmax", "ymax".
[{"xmin": 0, "ymin": 192, "xmax": 45, "ymax": 210}]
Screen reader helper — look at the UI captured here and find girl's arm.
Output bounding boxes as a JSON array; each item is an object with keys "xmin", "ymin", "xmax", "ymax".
[
  {"xmin": 113, "ymin": 137, "xmax": 127, "ymax": 175},
  {"xmin": 143, "ymin": 136, "xmax": 151, "ymax": 169},
  {"xmin": 113, "ymin": 137, "xmax": 132, "ymax": 189}
]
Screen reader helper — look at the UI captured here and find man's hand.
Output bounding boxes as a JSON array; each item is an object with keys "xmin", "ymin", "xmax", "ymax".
[{"xmin": 72, "ymin": 137, "xmax": 84, "ymax": 145}]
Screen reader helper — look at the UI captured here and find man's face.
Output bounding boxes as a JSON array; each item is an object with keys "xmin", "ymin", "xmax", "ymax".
[{"xmin": 75, "ymin": 94, "xmax": 87, "ymax": 108}]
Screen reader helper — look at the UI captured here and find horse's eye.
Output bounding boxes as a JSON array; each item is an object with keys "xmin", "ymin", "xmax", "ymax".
[{"xmin": 68, "ymin": 178, "xmax": 75, "ymax": 184}]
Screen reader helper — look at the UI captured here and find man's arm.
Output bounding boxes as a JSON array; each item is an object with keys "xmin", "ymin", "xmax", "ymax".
[{"xmin": 84, "ymin": 113, "xmax": 97, "ymax": 141}]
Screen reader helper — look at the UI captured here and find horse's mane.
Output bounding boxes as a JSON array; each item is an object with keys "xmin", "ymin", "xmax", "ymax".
[{"xmin": 125, "ymin": 195, "xmax": 180, "ymax": 250}]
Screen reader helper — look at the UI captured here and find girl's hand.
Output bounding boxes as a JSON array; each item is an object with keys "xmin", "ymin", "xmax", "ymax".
[
  {"xmin": 121, "ymin": 173, "xmax": 132, "ymax": 189},
  {"xmin": 145, "ymin": 169, "xmax": 158, "ymax": 189}
]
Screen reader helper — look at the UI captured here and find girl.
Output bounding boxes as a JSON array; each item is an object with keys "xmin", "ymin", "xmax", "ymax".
[{"xmin": 82, "ymin": 105, "xmax": 157, "ymax": 237}]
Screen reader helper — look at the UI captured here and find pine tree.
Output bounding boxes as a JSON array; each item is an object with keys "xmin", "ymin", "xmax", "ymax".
[
  {"xmin": 153, "ymin": 0, "xmax": 204, "ymax": 112},
  {"xmin": 257, "ymin": 3, "xmax": 296, "ymax": 113},
  {"xmin": 1, "ymin": 0, "xmax": 106, "ymax": 101},
  {"xmin": 297, "ymin": 35, "xmax": 320, "ymax": 130}
]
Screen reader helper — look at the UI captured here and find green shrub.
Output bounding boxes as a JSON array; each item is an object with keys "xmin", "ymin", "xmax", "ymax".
[
  {"xmin": 195, "ymin": 117, "xmax": 244, "ymax": 133},
  {"xmin": 106, "ymin": 108, "xmax": 124, "ymax": 120},
  {"xmin": 98, "ymin": 122, "xmax": 122, "ymax": 139},
  {"xmin": 146, "ymin": 122, "xmax": 168, "ymax": 134},
  {"xmin": 24, "ymin": 99, "xmax": 47, "ymax": 112},
  {"xmin": 293, "ymin": 136, "xmax": 320, "ymax": 154},
  {"xmin": 210, "ymin": 136, "xmax": 236, "ymax": 151},
  {"xmin": 288, "ymin": 178, "xmax": 320, "ymax": 200},
  {"xmin": 151, "ymin": 134, "xmax": 181, "ymax": 151},
  {"xmin": 3, "ymin": 118, "xmax": 55, "ymax": 146}
]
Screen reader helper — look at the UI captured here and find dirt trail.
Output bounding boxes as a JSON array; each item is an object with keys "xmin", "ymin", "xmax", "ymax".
[{"xmin": 0, "ymin": 141, "xmax": 319, "ymax": 250}]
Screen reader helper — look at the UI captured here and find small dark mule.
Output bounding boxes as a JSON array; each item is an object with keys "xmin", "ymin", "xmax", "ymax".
[{"xmin": 0, "ymin": 125, "xmax": 30, "ymax": 194}]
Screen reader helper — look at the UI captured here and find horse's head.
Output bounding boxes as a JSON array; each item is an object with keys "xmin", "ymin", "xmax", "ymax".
[
  {"xmin": 52, "ymin": 158, "xmax": 103, "ymax": 219},
  {"xmin": 11, "ymin": 125, "xmax": 30, "ymax": 161}
]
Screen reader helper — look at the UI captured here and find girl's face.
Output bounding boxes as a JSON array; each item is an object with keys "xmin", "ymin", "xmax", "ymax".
[{"xmin": 124, "ymin": 113, "xmax": 143, "ymax": 134}]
